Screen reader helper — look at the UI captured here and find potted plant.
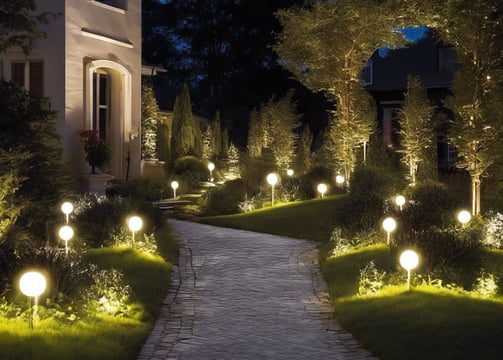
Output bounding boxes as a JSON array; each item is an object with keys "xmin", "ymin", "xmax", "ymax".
[{"xmin": 79, "ymin": 130, "xmax": 112, "ymax": 174}]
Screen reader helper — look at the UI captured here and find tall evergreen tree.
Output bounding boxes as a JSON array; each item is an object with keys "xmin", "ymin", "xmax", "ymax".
[
  {"xmin": 247, "ymin": 109, "xmax": 264, "ymax": 158},
  {"xmin": 212, "ymin": 111, "xmax": 223, "ymax": 158},
  {"xmin": 397, "ymin": 75, "xmax": 436, "ymax": 185},
  {"xmin": 141, "ymin": 84, "xmax": 159, "ymax": 159},
  {"xmin": 294, "ymin": 125, "xmax": 313, "ymax": 174},
  {"xmin": 171, "ymin": 83, "xmax": 196, "ymax": 161}
]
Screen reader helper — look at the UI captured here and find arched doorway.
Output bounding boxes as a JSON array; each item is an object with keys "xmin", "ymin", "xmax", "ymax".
[{"xmin": 85, "ymin": 59, "xmax": 132, "ymax": 179}]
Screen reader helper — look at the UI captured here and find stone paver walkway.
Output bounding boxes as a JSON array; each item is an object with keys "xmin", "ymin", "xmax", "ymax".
[{"xmin": 137, "ymin": 219, "xmax": 377, "ymax": 360}]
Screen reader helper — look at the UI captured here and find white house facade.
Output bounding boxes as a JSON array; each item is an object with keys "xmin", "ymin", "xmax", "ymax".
[{"xmin": 0, "ymin": 0, "xmax": 142, "ymax": 190}]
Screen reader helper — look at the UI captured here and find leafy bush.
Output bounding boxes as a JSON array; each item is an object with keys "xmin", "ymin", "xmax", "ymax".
[
  {"xmin": 106, "ymin": 177, "xmax": 170, "ymax": 201},
  {"xmin": 472, "ymin": 269, "xmax": 499, "ymax": 297},
  {"xmin": 484, "ymin": 212, "xmax": 503, "ymax": 249},
  {"xmin": 173, "ymin": 156, "xmax": 207, "ymax": 183},
  {"xmin": 201, "ymin": 179, "xmax": 247, "ymax": 216},
  {"xmin": 296, "ymin": 166, "xmax": 334, "ymax": 200},
  {"xmin": 358, "ymin": 260, "xmax": 386, "ymax": 296},
  {"xmin": 73, "ymin": 194, "xmax": 163, "ymax": 248}
]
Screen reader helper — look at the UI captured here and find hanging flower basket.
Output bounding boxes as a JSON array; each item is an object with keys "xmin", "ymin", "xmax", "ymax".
[{"xmin": 79, "ymin": 130, "xmax": 112, "ymax": 174}]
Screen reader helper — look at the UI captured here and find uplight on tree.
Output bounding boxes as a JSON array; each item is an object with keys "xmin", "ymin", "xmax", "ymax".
[
  {"xmin": 400, "ymin": 250, "xmax": 419, "ymax": 290},
  {"xmin": 61, "ymin": 202, "xmax": 74, "ymax": 224},
  {"xmin": 171, "ymin": 180, "xmax": 179, "ymax": 199},
  {"xmin": 267, "ymin": 173, "xmax": 279, "ymax": 206},
  {"xmin": 58, "ymin": 225, "xmax": 74, "ymax": 256},
  {"xmin": 395, "ymin": 195, "xmax": 406, "ymax": 211},
  {"xmin": 382, "ymin": 217, "xmax": 396, "ymax": 245},
  {"xmin": 317, "ymin": 183, "xmax": 327, "ymax": 199},
  {"xmin": 128, "ymin": 216, "xmax": 143, "ymax": 249}
]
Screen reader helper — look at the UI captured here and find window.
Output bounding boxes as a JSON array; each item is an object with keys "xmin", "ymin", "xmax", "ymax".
[
  {"xmin": 438, "ymin": 47, "xmax": 456, "ymax": 75},
  {"xmin": 362, "ymin": 60, "xmax": 373, "ymax": 85},
  {"xmin": 10, "ymin": 60, "xmax": 44, "ymax": 97},
  {"xmin": 93, "ymin": 70, "xmax": 110, "ymax": 140},
  {"xmin": 92, "ymin": 0, "xmax": 127, "ymax": 11}
]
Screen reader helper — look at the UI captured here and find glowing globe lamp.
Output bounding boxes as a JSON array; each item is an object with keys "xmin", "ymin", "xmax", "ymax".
[
  {"xmin": 171, "ymin": 180, "xmax": 179, "ymax": 199},
  {"xmin": 317, "ymin": 183, "xmax": 327, "ymax": 199},
  {"xmin": 128, "ymin": 216, "xmax": 143, "ymax": 248},
  {"xmin": 20, "ymin": 271, "xmax": 47, "ymax": 328},
  {"xmin": 457, "ymin": 210, "xmax": 471, "ymax": 226},
  {"xmin": 58, "ymin": 225, "xmax": 74, "ymax": 256},
  {"xmin": 267, "ymin": 173, "xmax": 279, "ymax": 206},
  {"xmin": 395, "ymin": 195, "xmax": 405, "ymax": 211},
  {"xmin": 335, "ymin": 175, "xmax": 345, "ymax": 186},
  {"xmin": 208, "ymin": 162, "xmax": 215, "ymax": 181},
  {"xmin": 61, "ymin": 201, "xmax": 74, "ymax": 224},
  {"xmin": 382, "ymin": 217, "xmax": 397, "ymax": 245},
  {"xmin": 287, "ymin": 169, "xmax": 294, "ymax": 177},
  {"xmin": 400, "ymin": 250, "xmax": 419, "ymax": 290}
]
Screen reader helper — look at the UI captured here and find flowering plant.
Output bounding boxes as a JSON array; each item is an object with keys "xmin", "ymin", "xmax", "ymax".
[{"xmin": 79, "ymin": 130, "xmax": 112, "ymax": 173}]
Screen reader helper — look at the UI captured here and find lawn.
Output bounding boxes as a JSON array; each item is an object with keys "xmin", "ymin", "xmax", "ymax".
[
  {"xmin": 0, "ymin": 221, "xmax": 177, "ymax": 360},
  {"xmin": 198, "ymin": 198, "xmax": 503, "ymax": 360},
  {"xmin": 196, "ymin": 194, "xmax": 348, "ymax": 242}
]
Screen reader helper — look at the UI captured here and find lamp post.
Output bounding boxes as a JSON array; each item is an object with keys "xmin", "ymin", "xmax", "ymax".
[
  {"xmin": 207, "ymin": 162, "xmax": 215, "ymax": 182},
  {"xmin": 457, "ymin": 210, "xmax": 471, "ymax": 227},
  {"xmin": 335, "ymin": 175, "xmax": 345, "ymax": 188},
  {"xmin": 19, "ymin": 271, "xmax": 46, "ymax": 329},
  {"xmin": 400, "ymin": 250, "xmax": 419, "ymax": 290},
  {"xmin": 61, "ymin": 201, "xmax": 74, "ymax": 224},
  {"xmin": 395, "ymin": 195, "xmax": 405, "ymax": 211},
  {"xmin": 171, "ymin": 180, "xmax": 179, "ymax": 199},
  {"xmin": 58, "ymin": 225, "xmax": 74, "ymax": 257},
  {"xmin": 267, "ymin": 173, "xmax": 278, "ymax": 206},
  {"xmin": 317, "ymin": 183, "xmax": 327, "ymax": 199},
  {"xmin": 382, "ymin": 217, "xmax": 396, "ymax": 245},
  {"xmin": 128, "ymin": 216, "xmax": 143, "ymax": 249}
]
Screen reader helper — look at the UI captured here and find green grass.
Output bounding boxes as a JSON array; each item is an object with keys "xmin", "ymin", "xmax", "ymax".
[
  {"xmin": 196, "ymin": 194, "xmax": 348, "ymax": 241},
  {"xmin": 0, "ymin": 221, "xmax": 177, "ymax": 360},
  {"xmin": 197, "ymin": 197, "xmax": 503, "ymax": 359}
]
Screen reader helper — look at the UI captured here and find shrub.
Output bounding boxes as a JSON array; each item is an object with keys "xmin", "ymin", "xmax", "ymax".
[
  {"xmin": 296, "ymin": 166, "xmax": 334, "ymax": 200},
  {"xmin": 173, "ymin": 156, "xmax": 207, "ymax": 183},
  {"xmin": 201, "ymin": 179, "xmax": 246, "ymax": 216},
  {"xmin": 472, "ymin": 269, "xmax": 499, "ymax": 297},
  {"xmin": 358, "ymin": 260, "xmax": 386, "ymax": 296},
  {"xmin": 106, "ymin": 177, "xmax": 170, "ymax": 201},
  {"xmin": 484, "ymin": 211, "xmax": 503, "ymax": 249}
]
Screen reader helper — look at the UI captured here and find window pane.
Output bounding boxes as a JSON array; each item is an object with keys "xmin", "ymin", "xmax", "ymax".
[
  {"xmin": 99, "ymin": 108, "xmax": 107, "ymax": 139},
  {"xmin": 99, "ymin": 74, "xmax": 108, "ymax": 105},
  {"xmin": 29, "ymin": 61, "xmax": 43, "ymax": 97},
  {"xmin": 11, "ymin": 62, "xmax": 25, "ymax": 88}
]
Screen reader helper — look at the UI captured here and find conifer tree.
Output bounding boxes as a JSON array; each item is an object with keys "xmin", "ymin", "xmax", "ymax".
[
  {"xmin": 141, "ymin": 84, "xmax": 159, "ymax": 159},
  {"xmin": 397, "ymin": 75, "xmax": 436, "ymax": 185},
  {"xmin": 247, "ymin": 109, "xmax": 263, "ymax": 158},
  {"xmin": 223, "ymin": 142, "xmax": 241, "ymax": 180},
  {"xmin": 171, "ymin": 83, "xmax": 195, "ymax": 161},
  {"xmin": 212, "ymin": 111, "xmax": 223, "ymax": 158}
]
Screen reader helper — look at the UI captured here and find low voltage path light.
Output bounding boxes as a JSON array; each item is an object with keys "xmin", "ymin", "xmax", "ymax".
[
  {"xmin": 457, "ymin": 210, "xmax": 471, "ymax": 227},
  {"xmin": 395, "ymin": 195, "xmax": 406, "ymax": 211},
  {"xmin": 267, "ymin": 173, "xmax": 279, "ymax": 206},
  {"xmin": 61, "ymin": 201, "xmax": 74, "ymax": 224},
  {"xmin": 317, "ymin": 183, "xmax": 328, "ymax": 199},
  {"xmin": 335, "ymin": 175, "xmax": 345, "ymax": 188},
  {"xmin": 58, "ymin": 225, "xmax": 74, "ymax": 257},
  {"xmin": 400, "ymin": 250, "xmax": 419, "ymax": 290},
  {"xmin": 382, "ymin": 217, "xmax": 397, "ymax": 245},
  {"xmin": 287, "ymin": 169, "xmax": 294, "ymax": 177},
  {"xmin": 207, "ymin": 162, "xmax": 215, "ymax": 182},
  {"xmin": 171, "ymin": 180, "xmax": 179, "ymax": 199},
  {"xmin": 128, "ymin": 216, "xmax": 143, "ymax": 249},
  {"xmin": 19, "ymin": 271, "xmax": 47, "ymax": 328}
]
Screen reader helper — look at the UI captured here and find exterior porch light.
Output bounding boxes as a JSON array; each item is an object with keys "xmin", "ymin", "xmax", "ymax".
[
  {"xmin": 400, "ymin": 250, "xmax": 419, "ymax": 290},
  {"xmin": 317, "ymin": 183, "xmax": 327, "ymax": 199},
  {"xmin": 128, "ymin": 216, "xmax": 143, "ymax": 249},
  {"xmin": 171, "ymin": 180, "xmax": 179, "ymax": 199},
  {"xmin": 267, "ymin": 173, "xmax": 279, "ymax": 206},
  {"xmin": 382, "ymin": 217, "xmax": 396, "ymax": 245}
]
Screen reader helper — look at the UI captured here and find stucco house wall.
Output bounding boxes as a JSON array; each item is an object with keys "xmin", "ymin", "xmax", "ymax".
[{"xmin": 0, "ymin": 0, "xmax": 142, "ymax": 189}]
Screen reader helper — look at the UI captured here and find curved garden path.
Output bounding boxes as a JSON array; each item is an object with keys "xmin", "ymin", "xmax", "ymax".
[{"xmin": 137, "ymin": 219, "xmax": 377, "ymax": 360}]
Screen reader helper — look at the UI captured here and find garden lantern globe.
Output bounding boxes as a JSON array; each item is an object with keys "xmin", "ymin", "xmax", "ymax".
[
  {"xmin": 400, "ymin": 250, "xmax": 419, "ymax": 290},
  {"xmin": 58, "ymin": 225, "xmax": 74, "ymax": 256},
  {"xmin": 335, "ymin": 175, "xmax": 345, "ymax": 187},
  {"xmin": 317, "ymin": 183, "xmax": 327, "ymax": 199},
  {"xmin": 128, "ymin": 216, "xmax": 143, "ymax": 248},
  {"xmin": 287, "ymin": 169, "xmax": 294, "ymax": 177},
  {"xmin": 19, "ymin": 271, "xmax": 46, "ymax": 328},
  {"xmin": 395, "ymin": 195, "xmax": 405, "ymax": 211},
  {"xmin": 457, "ymin": 210, "xmax": 471, "ymax": 227},
  {"xmin": 267, "ymin": 173, "xmax": 278, "ymax": 206},
  {"xmin": 61, "ymin": 202, "xmax": 73, "ymax": 224},
  {"xmin": 208, "ymin": 162, "xmax": 215, "ymax": 181},
  {"xmin": 382, "ymin": 217, "xmax": 396, "ymax": 245},
  {"xmin": 171, "ymin": 180, "xmax": 179, "ymax": 199}
]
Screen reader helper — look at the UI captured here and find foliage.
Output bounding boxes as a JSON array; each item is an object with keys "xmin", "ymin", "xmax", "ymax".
[
  {"xmin": 79, "ymin": 130, "xmax": 112, "ymax": 173},
  {"xmin": 106, "ymin": 177, "xmax": 170, "ymax": 201},
  {"xmin": 472, "ymin": 269, "xmax": 498, "ymax": 298},
  {"xmin": 0, "ymin": 80, "xmax": 73, "ymax": 244},
  {"xmin": 156, "ymin": 113, "xmax": 171, "ymax": 165},
  {"xmin": 358, "ymin": 261, "xmax": 386, "ymax": 296},
  {"xmin": 201, "ymin": 179, "xmax": 247, "ymax": 216},
  {"xmin": 141, "ymin": 84, "xmax": 159, "ymax": 159},
  {"xmin": 293, "ymin": 125, "xmax": 313, "ymax": 174},
  {"xmin": 274, "ymin": 0, "xmax": 405, "ymax": 180},
  {"xmin": 329, "ymin": 228, "xmax": 351, "ymax": 256},
  {"xmin": 484, "ymin": 212, "xmax": 503, "ymax": 249},
  {"xmin": 430, "ymin": 0, "xmax": 503, "ymax": 214},
  {"xmin": 222, "ymin": 143, "xmax": 241, "ymax": 181},
  {"xmin": 295, "ymin": 166, "xmax": 334, "ymax": 200},
  {"xmin": 173, "ymin": 156, "xmax": 207, "ymax": 183},
  {"xmin": 0, "ymin": 0, "xmax": 57, "ymax": 54},
  {"xmin": 247, "ymin": 109, "xmax": 263, "ymax": 158},
  {"xmin": 170, "ymin": 83, "xmax": 201, "ymax": 161},
  {"xmin": 397, "ymin": 75, "xmax": 436, "ymax": 185}
]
